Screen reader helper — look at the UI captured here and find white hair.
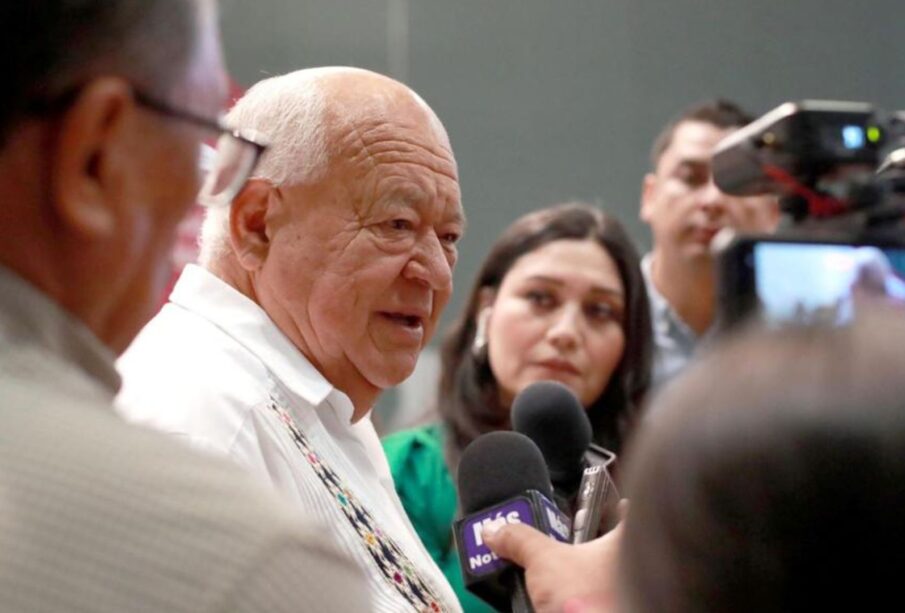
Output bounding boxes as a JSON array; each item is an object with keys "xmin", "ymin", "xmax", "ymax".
[
  {"xmin": 198, "ymin": 69, "xmax": 328, "ymax": 266},
  {"xmin": 197, "ymin": 66, "xmax": 451, "ymax": 268}
]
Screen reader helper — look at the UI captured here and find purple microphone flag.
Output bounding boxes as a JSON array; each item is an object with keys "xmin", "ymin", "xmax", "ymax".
[
  {"xmin": 457, "ymin": 491, "xmax": 571, "ymax": 577},
  {"xmin": 460, "ymin": 497, "xmax": 536, "ymax": 576}
]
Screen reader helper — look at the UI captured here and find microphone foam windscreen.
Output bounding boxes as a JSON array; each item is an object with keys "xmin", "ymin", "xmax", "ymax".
[
  {"xmin": 511, "ymin": 380, "xmax": 592, "ymax": 487},
  {"xmin": 457, "ymin": 431, "xmax": 553, "ymax": 514}
]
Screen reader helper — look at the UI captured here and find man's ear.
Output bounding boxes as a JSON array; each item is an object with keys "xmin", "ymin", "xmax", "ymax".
[
  {"xmin": 51, "ymin": 77, "xmax": 135, "ymax": 239},
  {"xmin": 229, "ymin": 178, "xmax": 275, "ymax": 270},
  {"xmin": 639, "ymin": 172, "xmax": 657, "ymax": 224}
]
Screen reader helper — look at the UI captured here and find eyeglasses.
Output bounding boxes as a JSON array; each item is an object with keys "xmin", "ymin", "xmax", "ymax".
[
  {"xmin": 132, "ymin": 90, "xmax": 269, "ymax": 207},
  {"xmin": 28, "ymin": 84, "xmax": 269, "ymax": 208}
]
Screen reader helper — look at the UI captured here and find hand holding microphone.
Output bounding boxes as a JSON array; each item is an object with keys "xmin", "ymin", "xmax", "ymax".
[
  {"xmin": 482, "ymin": 520, "xmax": 624, "ymax": 613},
  {"xmin": 453, "ymin": 431, "xmax": 572, "ymax": 612}
]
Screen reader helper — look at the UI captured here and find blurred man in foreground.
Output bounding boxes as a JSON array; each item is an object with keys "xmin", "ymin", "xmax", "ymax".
[
  {"xmin": 118, "ymin": 67, "xmax": 465, "ymax": 612},
  {"xmin": 486, "ymin": 307, "xmax": 905, "ymax": 612},
  {"xmin": 0, "ymin": 2, "xmax": 367, "ymax": 611}
]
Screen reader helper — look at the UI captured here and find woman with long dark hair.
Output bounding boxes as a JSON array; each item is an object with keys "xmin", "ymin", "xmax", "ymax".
[{"xmin": 383, "ymin": 202, "xmax": 652, "ymax": 611}]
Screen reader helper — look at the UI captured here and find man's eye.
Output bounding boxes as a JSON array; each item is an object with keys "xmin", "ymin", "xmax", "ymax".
[
  {"xmin": 389, "ymin": 219, "xmax": 414, "ymax": 231},
  {"xmin": 440, "ymin": 232, "xmax": 461, "ymax": 245},
  {"xmin": 677, "ymin": 168, "xmax": 709, "ymax": 188}
]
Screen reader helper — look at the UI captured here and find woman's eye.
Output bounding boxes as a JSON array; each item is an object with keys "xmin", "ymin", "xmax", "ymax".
[
  {"xmin": 586, "ymin": 302, "xmax": 622, "ymax": 323},
  {"xmin": 525, "ymin": 290, "xmax": 554, "ymax": 308}
]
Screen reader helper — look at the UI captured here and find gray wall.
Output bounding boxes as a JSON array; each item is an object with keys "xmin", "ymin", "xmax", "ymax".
[{"xmin": 218, "ymin": 0, "xmax": 905, "ymax": 428}]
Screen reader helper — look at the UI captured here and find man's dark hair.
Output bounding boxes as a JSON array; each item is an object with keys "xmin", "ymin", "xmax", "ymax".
[
  {"xmin": 649, "ymin": 98, "xmax": 753, "ymax": 167},
  {"xmin": 0, "ymin": 0, "xmax": 200, "ymax": 145}
]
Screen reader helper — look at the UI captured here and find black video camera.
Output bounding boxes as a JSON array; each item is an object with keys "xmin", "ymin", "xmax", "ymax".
[{"xmin": 713, "ymin": 100, "xmax": 905, "ymax": 329}]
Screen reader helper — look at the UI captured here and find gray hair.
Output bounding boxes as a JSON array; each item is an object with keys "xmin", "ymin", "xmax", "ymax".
[{"xmin": 198, "ymin": 66, "xmax": 449, "ymax": 267}]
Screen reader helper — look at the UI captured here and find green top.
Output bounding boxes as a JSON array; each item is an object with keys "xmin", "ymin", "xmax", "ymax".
[{"xmin": 382, "ymin": 424, "xmax": 497, "ymax": 613}]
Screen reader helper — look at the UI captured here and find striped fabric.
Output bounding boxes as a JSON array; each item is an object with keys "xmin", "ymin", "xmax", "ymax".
[{"xmin": 0, "ymin": 267, "xmax": 370, "ymax": 613}]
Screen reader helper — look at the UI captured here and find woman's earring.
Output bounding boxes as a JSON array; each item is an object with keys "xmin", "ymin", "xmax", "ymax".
[{"xmin": 472, "ymin": 307, "xmax": 491, "ymax": 358}]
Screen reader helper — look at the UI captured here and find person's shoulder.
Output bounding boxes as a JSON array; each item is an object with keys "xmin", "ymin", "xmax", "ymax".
[
  {"xmin": 125, "ymin": 426, "xmax": 372, "ymax": 611},
  {"xmin": 119, "ymin": 302, "xmax": 268, "ymax": 384},
  {"xmin": 0, "ymin": 391, "xmax": 369, "ymax": 612},
  {"xmin": 382, "ymin": 423, "xmax": 451, "ymax": 492},
  {"xmin": 382, "ymin": 423, "xmax": 445, "ymax": 462},
  {"xmin": 116, "ymin": 306, "xmax": 271, "ymax": 433},
  {"xmin": 382, "ymin": 423, "xmax": 458, "ymax": 557},
  {"xmin": 223, "ymin": 518, "xmax": 370, "ymax": 612}
]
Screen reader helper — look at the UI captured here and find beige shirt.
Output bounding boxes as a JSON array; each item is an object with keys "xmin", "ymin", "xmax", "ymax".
[{"xmin": 0, "ymin": 266, "xmax": 369, "ymax": 612}]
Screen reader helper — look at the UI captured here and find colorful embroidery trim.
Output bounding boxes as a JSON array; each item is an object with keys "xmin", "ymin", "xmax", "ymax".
[{"xmin": 267, "ymin": 400, "xmax": 447, "ymax": 613}]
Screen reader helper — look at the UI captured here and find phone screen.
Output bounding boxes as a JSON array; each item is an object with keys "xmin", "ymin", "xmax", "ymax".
[{"xmin": 751, "ymin": 242, "xmax": 905, "ymax": 325}]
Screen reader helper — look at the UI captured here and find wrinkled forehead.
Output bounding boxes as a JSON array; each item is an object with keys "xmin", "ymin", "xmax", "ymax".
[{"xmin": 326, "ymin": 87, "xmax": 459, "ymax": 183}]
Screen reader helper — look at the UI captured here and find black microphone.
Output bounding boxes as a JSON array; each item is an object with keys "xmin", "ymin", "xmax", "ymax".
[
  {"xmin": 454, "ymin": 431, "xmax": 572, "ymax": 612},
  {"xmin": 511, "ymin": 380, "xmax": 592, "ymax": 510}
]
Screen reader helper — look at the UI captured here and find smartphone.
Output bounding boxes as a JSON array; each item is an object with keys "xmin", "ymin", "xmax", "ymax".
[{"xmin": 718, "ymin": 234, "xmax": 905, "ymax": 330}]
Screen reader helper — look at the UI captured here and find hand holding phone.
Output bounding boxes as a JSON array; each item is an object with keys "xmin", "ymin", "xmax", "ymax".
[{"xmin": 571, "ymin": 446, "xmax": 619, "ymax": 544}]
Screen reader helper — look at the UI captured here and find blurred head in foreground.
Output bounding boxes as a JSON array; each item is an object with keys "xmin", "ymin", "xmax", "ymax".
[{"xmin": 621, "ymin": 306, "xmax": 905, "ymax": 612}]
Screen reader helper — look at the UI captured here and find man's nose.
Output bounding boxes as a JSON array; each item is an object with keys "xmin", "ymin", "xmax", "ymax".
[
  {"xmin": 403, "ymin": 233, "xmax": 453, "ymax": 291},
  {"xmin": 699, "ymin": 179, "xmax": 729, "ymax": 214}
]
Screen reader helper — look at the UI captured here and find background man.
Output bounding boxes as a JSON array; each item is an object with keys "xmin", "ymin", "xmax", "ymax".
[
  {"xmin": 640, "ymin": 99, "xmax": 779, "ymax": 386},
  {"xmin": 117, "ymin": 67, "xmax": 465, "ymax": 612},
  {"xmin": 0, "ymin": 1, "xmax": 367, "ymax": 611}
]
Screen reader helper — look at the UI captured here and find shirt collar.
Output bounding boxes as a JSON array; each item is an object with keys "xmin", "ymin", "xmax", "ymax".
[
  {"xmin": 169, "ymin": 265, "xmax": 353, "ymax": 422},
  {"xmin": 0, "ymin": 265, "xmax": 121, "ymax": 395},
  {"xmin": 641, "ymin": 253, "xmax": 699, "ymax": 343}
]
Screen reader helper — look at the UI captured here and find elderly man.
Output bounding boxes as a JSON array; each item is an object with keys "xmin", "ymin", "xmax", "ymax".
[
  {"xmin": 0, "ymin": 1, "xmax": 368, "ymax": 612},
  {"xmin": 640, "ymin": 99, "xmax": 779, "ymax": 387},
  {"xmin": 117, "ymin": 67, "xmax": 465, "ymax": 612}
]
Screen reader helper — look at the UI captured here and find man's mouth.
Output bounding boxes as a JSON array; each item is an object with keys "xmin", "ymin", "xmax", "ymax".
[
  {"xmin": 381, "ymin": 312, "xmax": 425, "ymax": 328},
  {"xmin": 693, "ymin": 226, "xmax": 722, "ymax": 243}
]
